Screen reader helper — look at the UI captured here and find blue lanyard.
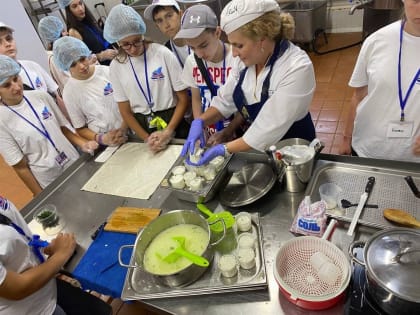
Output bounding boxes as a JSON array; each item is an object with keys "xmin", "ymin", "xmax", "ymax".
[
  {"xmin": 0, "ymin": 212, "xmax": 48, "ymax": 263},
  {"xmin": 398, "ymin": 20, "xmax": 420, "ymax": 122},
  {"xmin": 4, "ymin": 96, "xmax": 60, "ymax": 153},
  {"xmin": 129, "ymin": 47, "xmax": 154, "ymax": 109},
  {"xmin": 170, "ymin": 40, "xmax": 190, "ymax": 67},
  {"xmin": 19, "ymin": 63, "xmax": 35, "ymax": 89}
]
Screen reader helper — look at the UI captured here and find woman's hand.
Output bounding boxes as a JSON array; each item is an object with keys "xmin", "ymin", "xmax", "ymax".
[
  {"xmin": 188, "ymin": 144, "xmax": 225, "ymax": 166},
  {"xmin": 181, "ymin": 119, "xmax": 205, "ymax": 156}
]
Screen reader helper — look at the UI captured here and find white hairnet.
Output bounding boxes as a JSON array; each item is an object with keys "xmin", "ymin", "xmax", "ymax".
[
  {"xmin": 0, "ymin": 55, "xmax": 21, "ymax": 85},
  {"xmin": 38, "ymin": 16, "xmax": 64, "ymax": 44},
  {"xmin": 57, "ymin": 0, "xmax": 72, "ymax": 9},
  {"xmin": 53, "ymin": 36, "xmax": 91, "ymax": 71},
  {"xmin": 103, "ymin": 4, "xmax": 146, "ymax": 44}
]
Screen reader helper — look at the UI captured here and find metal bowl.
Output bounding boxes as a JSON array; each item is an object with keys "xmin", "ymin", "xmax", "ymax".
[{"xmin": 119, "ymin": 210, "xmax": 214, "ymax": 287}]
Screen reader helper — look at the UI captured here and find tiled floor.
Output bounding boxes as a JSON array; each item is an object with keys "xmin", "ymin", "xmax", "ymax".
[{"xmin": 0, "ymin": 32, "xmax": 362, "ymax": 314}]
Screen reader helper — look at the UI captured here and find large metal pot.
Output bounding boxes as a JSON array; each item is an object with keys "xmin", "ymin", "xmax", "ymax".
[
  {"xmin": 119, "ymin": 210, "xmax": 222, "ymax": 287},
  {"xmin": 349, "ymin": 228, "xmax": 420, "ymax": 315}
]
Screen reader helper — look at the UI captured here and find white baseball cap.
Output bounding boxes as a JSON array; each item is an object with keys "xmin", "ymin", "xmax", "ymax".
[
  {"xmin": 220, "ymin": 0, "xmax": 280, "ymax": 34},
  {"xmin": 144, "ymin": 0, "xmax": 181, "ymax": 21},
  {"xmin": 0, "ymin": 22, "xmax": 14, "ymax": 32},
  {"xmin": 174, "ymin": 4, "xmax": 218, "ymax": 39}
]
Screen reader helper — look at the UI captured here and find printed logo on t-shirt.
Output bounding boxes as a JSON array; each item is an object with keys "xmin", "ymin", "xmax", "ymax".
[
  {"xmin": 0, "ymin": 196, "xmax": 9, "ymax": 210},
  {"xmin": 104, "ymin": 82, "xmax": 113, "ymax": 95},
  {"xmin": 35, "ymin": 77, "xmax": 43, "ymax": 89},
  {"xmin": 41, "ymin": 106, "xmax": 52, "ymax": 120},
  {"xmin": 151, "ymin": 67, "xmax": 165, "ymax": 80},
  {"xmin": 417, "ymin": 76, "xmax": 420, "ymax": 84}
]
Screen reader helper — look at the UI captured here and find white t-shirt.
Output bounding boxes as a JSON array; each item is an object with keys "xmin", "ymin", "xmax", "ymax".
[
  {"xmin": 211, "ymin": 42, "xmax": 315, "ymax": 151},
  {"xmin": 18, "ymin": 59, "xmax": 59, "ymax": 94},
  {"xmin": 47, "ymin": 51, "xmax": 70, "ymax": 94},
  {"xmin": 349, "ymin": 21, "xmax": 420, "ymax": 162},
  {"xmin": 0, "ymin": 91, "xmax": 80, "ymax": 188},
  {"xmin": 63, "ymin": 65, "xmax": 123, "ymax": 133},
  {"xmin": 109, "ymin": 43, "xmax": 188, "ymax": 115},
  {"xmin": 182, "ymin": 44, "xmax": 238, "ymax": 137},
  {"xmin": 0, "ymin": 197, "xmax": 56, "ymax": 315}
]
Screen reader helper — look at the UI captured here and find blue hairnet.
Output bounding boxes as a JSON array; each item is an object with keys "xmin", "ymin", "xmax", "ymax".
[
  {"xmin": 53, "ymin": 36, "xmax": 91, "ymax": 71},
  {"xmin": 0, "ymin": 55, "xmax": 21, "ymax": 85},
  {"xmin": 103, "ymin": 4, "xmax": 146, "ymax": 44},
  {"xmin": 38, "ymin": 16, "xmax": 64, "ymax": 44},
  {"xmin": 57, "ymin": 0, "xmax": 72, "ymax": 9}
]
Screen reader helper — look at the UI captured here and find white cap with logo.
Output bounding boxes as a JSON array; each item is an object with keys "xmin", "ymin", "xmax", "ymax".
[
  {"xmin": 144, "ymin": 0, "xmax": 181, "ymax": 21},
  {"xmin": 220, "ymin": 0, "xmax": 280, "ymax": 34},
  {"xmin": 174, "ymin": 4, "xmax": 217, "ymax": 39},
  {"xmin": 0, "ymin": 22, "xmax": 14, "ymax": 32}
]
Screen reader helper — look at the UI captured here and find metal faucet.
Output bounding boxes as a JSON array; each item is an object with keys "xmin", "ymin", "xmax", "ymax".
[{"xmin": 348, "ymin": 0, "xmax": 374, "ymax": 15}]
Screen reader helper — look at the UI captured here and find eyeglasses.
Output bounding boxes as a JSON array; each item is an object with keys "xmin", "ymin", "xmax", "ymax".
[{"xmin": 119, "ymin": 39, "xmax": 144, "ymax": 50}]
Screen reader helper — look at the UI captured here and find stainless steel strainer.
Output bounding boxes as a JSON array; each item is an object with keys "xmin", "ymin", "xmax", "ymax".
[{"xmin": 273, "ymin": 220, "xmax": 351, "ymax": 310}]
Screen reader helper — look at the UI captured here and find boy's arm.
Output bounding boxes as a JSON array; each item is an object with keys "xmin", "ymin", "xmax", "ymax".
[{"xmin": 12, "ymin": 158, "xmax": 42, "ymax": 196}]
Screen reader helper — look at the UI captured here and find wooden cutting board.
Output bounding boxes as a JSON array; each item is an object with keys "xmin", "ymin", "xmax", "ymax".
[{"xmin": 104, "ymin": 207, "xmax": 161, "ymax": 234}]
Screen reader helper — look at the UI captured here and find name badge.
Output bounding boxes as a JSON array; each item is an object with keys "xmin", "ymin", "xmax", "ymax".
[
  {"xmin": 386, "ymin": 121, "xmax": 413, "ymax": 138},
  {"xmin": 55, "ymin": 151, "xmax": 69, "ymax": 167}
]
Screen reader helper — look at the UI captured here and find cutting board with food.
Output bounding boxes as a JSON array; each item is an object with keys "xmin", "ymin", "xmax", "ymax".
[{"xmin": 104, "ymin": 207, "xmax": 161, "ymax": 234}]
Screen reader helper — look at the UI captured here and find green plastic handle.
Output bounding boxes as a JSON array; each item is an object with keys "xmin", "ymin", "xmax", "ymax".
[
  {"xmin": 197, "ymin": 203, "xmax": 214, "ymax": 218},
  {"xmin": 174, "ymin": 247, "xmax": 209, "ymax": 267},
  {"xmin": 172, "ymin": 236, "xmax": 209, "ymax": 267}
]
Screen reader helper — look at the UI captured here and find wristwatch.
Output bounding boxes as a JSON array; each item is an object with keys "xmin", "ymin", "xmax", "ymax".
[{"xmin": 223, "ymin": 144, "xmax": 232, "ymax": 157}]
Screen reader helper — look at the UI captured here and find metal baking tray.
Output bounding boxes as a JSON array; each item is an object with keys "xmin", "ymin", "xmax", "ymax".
[
  {"xmin": 305, "ymin": 162, "xmax": 420, "ymax": 230},
  {"xmin": 160, "ymin": 154, "xmax": 232, "ymax": 203},
  {"xmin": 121, "ymin": 212, "xmax": 267, "ymax": 300}
]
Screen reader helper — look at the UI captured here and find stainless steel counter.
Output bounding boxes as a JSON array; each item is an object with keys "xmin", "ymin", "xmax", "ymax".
[{"xmin": 21, "ymin": 149, "xmax": 420, "ymax": 315}]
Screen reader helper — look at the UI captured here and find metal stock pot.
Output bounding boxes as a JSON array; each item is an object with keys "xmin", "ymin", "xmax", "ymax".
[
  {"xmin": 349, "ymin": 228, "xmax": 420, "ymax": 315},
  {"xmin": 118, "ymin": 209, "xmax": 223, "ymax": 287}
]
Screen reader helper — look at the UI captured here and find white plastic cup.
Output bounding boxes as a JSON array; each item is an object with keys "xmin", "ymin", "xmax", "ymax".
[{"xmin": 319, "ymin": 183, "xmax": 342, "ymax": 209}]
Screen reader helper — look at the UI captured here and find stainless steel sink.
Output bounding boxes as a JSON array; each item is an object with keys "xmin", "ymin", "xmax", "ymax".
[{"xmin": 281, "ymin": 1, "xmax": 327, "ymax": 43}]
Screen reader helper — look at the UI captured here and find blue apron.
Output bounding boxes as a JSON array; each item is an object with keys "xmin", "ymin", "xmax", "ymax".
[{"xmin": 232, "ymin": 40, "xmax": 315, "ymax": 142}]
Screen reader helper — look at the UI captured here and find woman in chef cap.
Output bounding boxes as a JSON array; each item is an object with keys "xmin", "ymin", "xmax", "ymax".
[{"xmin": 181, "ymin": 0, "xmax": 316, "ymax": 165}]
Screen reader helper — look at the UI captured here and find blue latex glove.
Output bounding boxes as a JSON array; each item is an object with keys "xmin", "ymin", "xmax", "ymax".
[
  {"xmin": 190, "ymin": 144, "xmax": 225, "ymax": 166},
  {"xmin": 181, "ymin": 119, "xmax": 205, "ymax": 156}
]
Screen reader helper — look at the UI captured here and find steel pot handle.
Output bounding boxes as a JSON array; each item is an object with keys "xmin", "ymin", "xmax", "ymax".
[
  {"xmin": 118, "ymin": 244, "xmax": 137, "ymax": 268},
  {"xmin": 348, "ymin": 240, "xmax": 366, "ymax": 266},
  {"xmin": 209, "ymin": 218, "xmax": 227, "ymax": 246}
]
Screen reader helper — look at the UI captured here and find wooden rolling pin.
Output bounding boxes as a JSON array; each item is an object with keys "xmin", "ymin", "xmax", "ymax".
[{"xmin": 383, "ymin": 208, "xmax": 420, "ymax": 228}]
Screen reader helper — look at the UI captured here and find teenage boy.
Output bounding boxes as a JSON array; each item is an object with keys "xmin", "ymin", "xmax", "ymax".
[
  {"xmin": 144, "ymin": 0, "xmax": 189, "ymax": 68},
  {"xmin": 175, "ymin": 4, "xmax": 244, "ymax": 145}
]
